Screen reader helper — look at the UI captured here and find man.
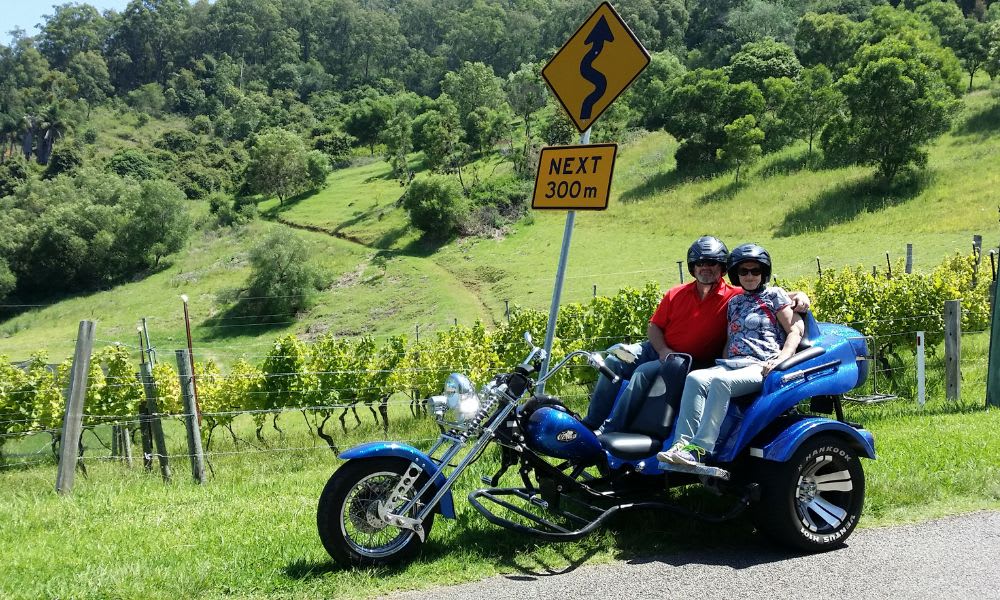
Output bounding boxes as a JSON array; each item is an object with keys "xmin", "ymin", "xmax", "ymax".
[{"xmin": 581, "ymin": 235, "xmax": 809, "ymax": 431}]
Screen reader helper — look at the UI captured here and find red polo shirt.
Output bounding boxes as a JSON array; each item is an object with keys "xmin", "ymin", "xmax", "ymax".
[{"xmin": 648, "ymin": 280, "xmax": 741, "ymax": 362}]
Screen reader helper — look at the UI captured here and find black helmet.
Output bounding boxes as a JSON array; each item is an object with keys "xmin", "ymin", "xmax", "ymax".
[
  {"xmin": 686, "ymin": 236, "xmax": 729, "ymax": 275},
  {"xmin": 727, "ymin": 243, "xmax": 772, "ymax": 288}
]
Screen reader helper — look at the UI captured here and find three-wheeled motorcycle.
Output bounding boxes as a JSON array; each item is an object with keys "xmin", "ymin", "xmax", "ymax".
[{"xmin": 316, "ymin": 312, "xmax": 875, "ymax": 567}]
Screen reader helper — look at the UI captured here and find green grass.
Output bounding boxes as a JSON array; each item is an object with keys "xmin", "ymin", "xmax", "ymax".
[{"xmin": 1, "ymin": 376, "xmax": 998, "ymax": 599}]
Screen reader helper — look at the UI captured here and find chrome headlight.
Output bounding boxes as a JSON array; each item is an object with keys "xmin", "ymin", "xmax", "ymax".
[{"xmin": 430, "ymin": 373, "xmax": 481, "ymax": 429}]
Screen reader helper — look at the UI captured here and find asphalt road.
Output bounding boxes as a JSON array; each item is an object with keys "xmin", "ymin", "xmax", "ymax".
[{"xmin": 383, "ymin": 511, "xmax": 1000, "ymax": 600}]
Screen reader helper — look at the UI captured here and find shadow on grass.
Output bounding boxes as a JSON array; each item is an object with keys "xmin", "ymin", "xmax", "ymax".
[
  {"xmin": 697, "ymin": 178, "xmax": 746, "ymax": 204},
  {"xmin": 259, "ymin": 188, "xmax": 324, "ymax": 219},
  {"xmin": 775, "ymin": 171, "xmax": 928, "ymax": 238},
  {"xmin": 282, "ymin": 487, "xmax": 802, "ymax": 584},
  {"xmin": 952, "ymin": 102, "xmax": 1000, "ymax": 141},
  {"xmin": 197, "ymin": 289, "xmax": 299, "ymax": 341},
  {"xmin": 618, "ymin": 168, "xmax": 706, "ymax": 204}
]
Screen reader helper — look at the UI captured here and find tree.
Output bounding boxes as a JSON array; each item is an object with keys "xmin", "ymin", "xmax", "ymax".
[
  {"xmin": 246, "ymin": 128, "xmax": 313, "ymax": 204},
  {"xmin": 795, "ymin": 12, "xmax": 862, "ymax": 74},
  {"xmin": 440, "ymin": 61, "xmax": 504, "ymax": 130},
  {"xmin": 986, "ymin": 22, "xmax": 1000, "ymax": 79},
  {"xmin": 915, "ymin": 0, "xmax": 967, "ymax": 51},
  {"xmin": 66, "ymin": 51, "xmax": 112, "ymax": 116},
  {"xmin": 659, "ymin": 68, "xmax": 766, "ymax": 171},
  {"xmin": 627, "ymin": 50, "xmax": 686, "ymax": 130},
  {"xmin": 120, "ymin": 179, "xmax": 192, "ymax": 268},
  {"xmin": 729, "ymin": 38, "xmax": 802, "ymax": 87},
  {"xmin": 344, "ymin": 93, "xmax": 393, "ymax": 155},
  {"xmin": 240, "ymin": 229, "xmax": 323, "ymax": 318},
  {"xmin": 830, "ymin": 33, "xmax": 962, "ymax": 182},
  {"xmin": 420, "ymin": 96, "xmax": 465, "ymax": 173},
  {"xmin": 718, "ymin": 114, "xmax": 764, "ymax": 184},
  {"xmin": 37, "ymin": 3, "xmax": 109, "ymax": 70},
  {"xmin": 401, "ymin": 175, "xmax": 468, "ymax": 239},
  {"xmin": 957, "ymin": 19, "xmax": 993, "ymax": 90},
  {"xmin": 382, "ymin": 112, "xmax": 413, "ymax": 182},
  {"xmin": 505, "ymin": 62, "xmax": 547, "ymax": 154},
  {"xmin": 0, "ymin": 257, "xmax": 14, "ymax": 302},
  {"xmin": 782, "ymin": 65, "xmax": 845, "ymax": 156}
]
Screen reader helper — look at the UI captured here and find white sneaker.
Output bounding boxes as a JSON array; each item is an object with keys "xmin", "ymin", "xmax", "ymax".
[{"xmin": 656, "ymin": 440, "xmax": 687, "ymax": 463}]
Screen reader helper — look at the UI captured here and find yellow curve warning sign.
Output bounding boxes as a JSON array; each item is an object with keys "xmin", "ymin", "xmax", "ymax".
[{"xmin": 542, "ymin": 2, "xmax": 650, "ymax": 133}]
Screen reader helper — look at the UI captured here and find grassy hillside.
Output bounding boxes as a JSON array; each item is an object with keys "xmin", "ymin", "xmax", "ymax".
[{"xmin": 1, "ymin": 88, "xmax": 998, "ymax": 362}]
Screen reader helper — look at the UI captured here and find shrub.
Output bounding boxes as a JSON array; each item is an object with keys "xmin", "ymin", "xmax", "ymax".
[
  {"xmin": 401, "ymin": 176, "xmax": 468, "ymax": 239},
  {"xmin": 108, "ymin": 148, "xmax": 160, "ymax": 180}
]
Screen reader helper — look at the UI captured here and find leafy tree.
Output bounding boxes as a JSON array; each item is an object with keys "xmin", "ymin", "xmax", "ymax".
[
  {"xmin": 240, "ymin": 229, "xmax": 324, "ymax": 318},
  {"xmin": 729, "ymin": 38, "xmax": 803, "ymax": 86},
  {"xmin": 42, "ymin": 144, "xmax": 83, "ymax": 179},
  {"xmin": 66, "ymin": 51, "xmax": 112, "ymax": 116},
  {"xmin": 805, "ymin": 0, "xmax": 888, "ymax": 21},
  {"xmin": 782, "ymin": 65, "xmax": 845, "ymax": 156},
  {"xmin": 313, "ymin": 129, "xmax": 355, "ymax": 168},
  {"xmin": 420, "ymin": 96, "xmax": 465, "ymax": 173},
  {"xmin": 829, "ymin": 33, "xmax": 962, "ymax": 182},
  {"xmin": 246, "ymin": 128, "xmax": 314, "ymax": 204},
  {"xmin": 37, "ymin": 3, "xmax": 109, "ymax": 70},
  {"xmin": 718, "ymin": 114, "xmax": 764, "ymax": 184},
  {"xmin": 401, "ymin": 175, "xmax": 468, "ymax": 239},
  {"xmin": 382, "ymin": 112, "xmax": 413, "ymax": 182},
  {"xmin": 505, "ymin": 62, "xmax": 547, "ymax": 153},
  {"xmin": 126, "ymin": 83, "xmax": 166, "ymax": 116},
  {"xmin": 108, "ymin": 148, "xmax": 159, "ymax": 180},
  {"xmin": 627, "ymin": 50, "xmax": 686, "ymax": 130},
  {"xmin": 344, "ymin": 93, "xmax": 393, "ymax": 155},
  {"xmin": 540, "ymin": 102, "xmax": 577, "ymax": 146},
  {"xmin": 795, "ymin": 12, "xmax": 862, "ymax": 73},
  {"xmin": 440, "ymin": 61, "xmax": 504, "ymax": 130},
  {"xmin": 987, "ymin": 22, "xmax": 1000, "ymax": 79},
  {"xmin": 957, "ymin": 18, "xmax": 993, "ymax": 90},
  {"xmin": 915, "ymin": 0, "xmax": 968, "ymax": 51},
  {"xmin": 0, "ymin": 258, "xmax": 14, "ymax": 302},
  {"xmin": 659, "ymin": 68, "xmax": 766, "ymax": 171},
  {"xmin": 305, "ymin": 149, "xmax": 331, "ymax": 189}
]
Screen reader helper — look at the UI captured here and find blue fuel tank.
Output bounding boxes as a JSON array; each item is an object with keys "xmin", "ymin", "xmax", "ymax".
[{"xmin": 524, "ymin": 406, "xmax": 604, "ymax": 462}]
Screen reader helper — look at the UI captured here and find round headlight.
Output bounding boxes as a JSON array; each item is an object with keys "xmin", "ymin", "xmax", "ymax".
[{"xmin": 434, "ymin": 373, "xmax": 481, "ymax": 426}]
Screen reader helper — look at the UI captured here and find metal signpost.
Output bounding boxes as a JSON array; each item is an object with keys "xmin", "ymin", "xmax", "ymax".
[{"xmin": 535, "ymin": 2, "xmax": 649, "ymax": 391}]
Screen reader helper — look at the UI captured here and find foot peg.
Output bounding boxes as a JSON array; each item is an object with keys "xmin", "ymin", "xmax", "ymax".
[{"xmin": 659, "ymin": 461, "xmax": 730, "ymax": 480}]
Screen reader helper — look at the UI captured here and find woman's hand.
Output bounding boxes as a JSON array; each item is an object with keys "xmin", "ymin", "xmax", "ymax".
[{"xmin": 761, "ymin": 358, "xmax": 780, "ymax": 376}]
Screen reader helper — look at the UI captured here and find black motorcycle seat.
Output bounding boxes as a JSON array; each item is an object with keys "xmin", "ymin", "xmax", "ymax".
[{"xmin": 598, "ymin": 432, "xmax": 661, "ymax": 460}]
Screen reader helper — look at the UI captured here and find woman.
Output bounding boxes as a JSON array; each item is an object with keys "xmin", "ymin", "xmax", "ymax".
[{"xmin": 657, "ymin": 243, "xmax": 804, "ymax": 467}]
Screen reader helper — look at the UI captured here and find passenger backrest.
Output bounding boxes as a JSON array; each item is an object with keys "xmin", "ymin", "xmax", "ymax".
[{"xmin": 626, "ymin": 354, "xmax": 691, "ymax": 440}]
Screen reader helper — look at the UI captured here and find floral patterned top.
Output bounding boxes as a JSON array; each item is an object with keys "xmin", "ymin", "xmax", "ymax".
[{"xmin": 723, "ymin": 286, "xmax": 791, "ymax": 363}]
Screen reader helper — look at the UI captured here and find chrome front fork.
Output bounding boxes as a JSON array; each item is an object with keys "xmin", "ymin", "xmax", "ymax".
[{"xmin": 378, "ymin": 402, "xmax": 518, "ymax": 539}]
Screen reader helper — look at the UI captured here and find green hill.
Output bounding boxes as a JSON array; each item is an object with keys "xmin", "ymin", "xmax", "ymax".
[{"xmin": 2, "ymin": 88, "xmax": 998, "ymax": 364}]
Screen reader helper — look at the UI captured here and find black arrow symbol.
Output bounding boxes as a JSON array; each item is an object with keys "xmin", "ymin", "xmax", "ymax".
[{"xmin": 579, "ymin": 15, "xmax": 614, "ymax": 121}]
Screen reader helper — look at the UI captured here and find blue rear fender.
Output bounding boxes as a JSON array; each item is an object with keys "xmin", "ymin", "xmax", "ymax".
[
  {"xmin": 340, "ymin": 441, "xmax": 457, "ymax": 519},
  {"xmin": 751, "ymin": 417, "xmax": 876, "ymax": 463}
]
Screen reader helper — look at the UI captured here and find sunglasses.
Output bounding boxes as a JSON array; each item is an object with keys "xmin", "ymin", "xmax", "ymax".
[
  {"xmin": 693, "ymin": 260, "xmax": 720, "ymax": 268},
  {"xmin": 738, "ymin": 267, "xmax": 763, "ymax": 276}
]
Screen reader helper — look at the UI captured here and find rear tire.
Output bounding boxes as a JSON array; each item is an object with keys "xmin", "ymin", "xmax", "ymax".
[
  {"xmin": 752, "ymin": 434, "xmax": 865, "ymax": 552},
  {"xmin": 317, "ymin": 457, "xmax": 435, "ymax": 567}
]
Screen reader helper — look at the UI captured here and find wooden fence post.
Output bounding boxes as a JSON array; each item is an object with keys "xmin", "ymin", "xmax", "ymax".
[
  {"xmin": 176, "ymin": 350, "xmax": 206, "ymax": 484},
  {"xmin": 944, "ymin": 300, "xmax": 961, "ymax": 403},
  {"xmin": 139, "ymin": 363, "xmax": 171, "ymax": 482},
  {"xmin": 905, "ymin": 243, "xmax": 913, "ymax": 274},
  {"xmin": 56, "ymin": 320, "xmax": 95, "ymax": 495}
]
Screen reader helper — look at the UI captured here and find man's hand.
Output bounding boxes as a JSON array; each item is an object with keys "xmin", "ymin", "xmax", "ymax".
[{"xmin": 788, "ymin": 291, "xmax": 811, "ymax": 313}]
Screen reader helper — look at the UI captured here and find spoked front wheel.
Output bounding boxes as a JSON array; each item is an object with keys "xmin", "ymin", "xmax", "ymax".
[
  {"xmin": 752, "ymin": 434, "xmax": 866, "ymax": 552},
  {"xmin": 317, "ymin": 457, "xmax": 435, "ymax": 567}
]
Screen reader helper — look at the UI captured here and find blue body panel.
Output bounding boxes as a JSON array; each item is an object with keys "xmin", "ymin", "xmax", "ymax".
[
  {"xmin": 755, "ymin": 417, "xmax": 876, "ymax": 461},
  {"xmin": 525, "ymin": 407, "xmax": 604, "ymax": 462},
  {"xmin": 714, "ymin": 322, "xmax": 868, "ymax": 463},
  {"xmin": 340, "ymin": 441, "xmax": 456, "ymax": 519}
]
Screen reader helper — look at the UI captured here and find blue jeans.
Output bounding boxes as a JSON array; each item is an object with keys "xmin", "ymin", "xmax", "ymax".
[
  {"xmin": 583, "ymin": 342, "xmax": 662, "ymax": 430},
  {"xmin": 672, "ymin": 364, "xmax": 764, "ymax": 453}
]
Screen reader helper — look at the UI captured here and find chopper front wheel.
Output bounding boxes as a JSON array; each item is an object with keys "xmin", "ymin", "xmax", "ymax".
[
  {"xmin": 317, "ymin": 457, "xmax": 435, "ymax": 567},
  {"xmin": 751, "ymin": 434, "xmax": 866, "ymax": 552}
]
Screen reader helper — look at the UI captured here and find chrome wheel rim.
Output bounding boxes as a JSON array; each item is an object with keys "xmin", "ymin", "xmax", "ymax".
[
  {"xmin": 340, "ymin": 470, "xmax": 414, "ymax": 558},
  {"xmin": 794, "ymin": 454, "xmax": 855, "ymax": 533}
]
